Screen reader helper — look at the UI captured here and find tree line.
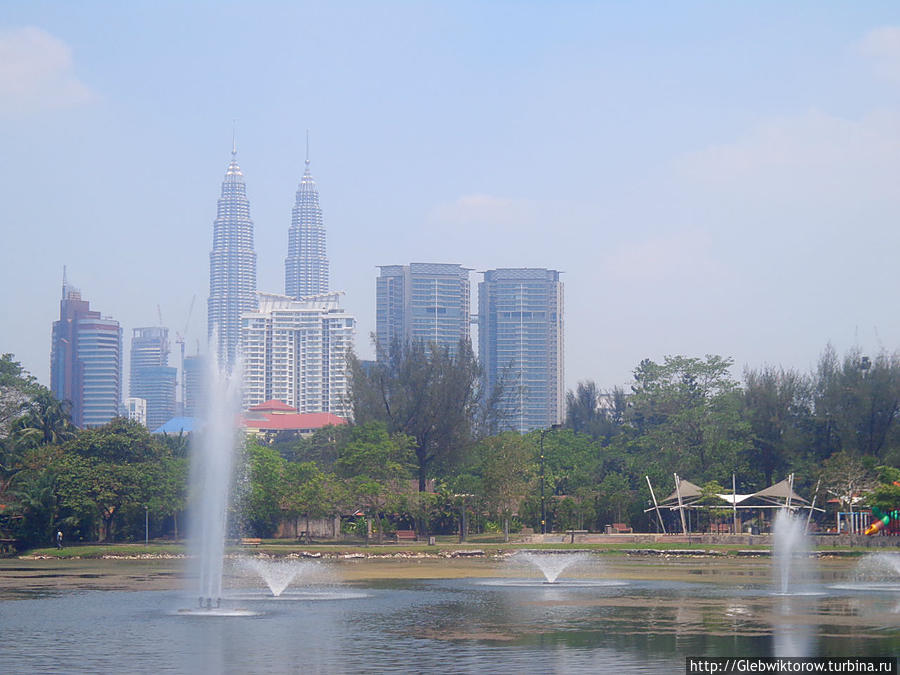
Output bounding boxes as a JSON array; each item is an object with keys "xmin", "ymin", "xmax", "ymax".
[{"xmin": 2, "ymin": 343, "xmax": 900, "ymax": 547}]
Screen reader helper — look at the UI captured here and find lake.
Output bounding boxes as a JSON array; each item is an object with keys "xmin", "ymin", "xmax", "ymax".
[{"xmin": 0, "ymin": 554, "xmax": 897, "ymax": 673}]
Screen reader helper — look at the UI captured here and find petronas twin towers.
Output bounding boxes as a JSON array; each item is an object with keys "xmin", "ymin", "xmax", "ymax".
[
  {"xmin": 207, "ymin": 140, "xmax": 330, "ymax": 370},
  {"xmin": 285, "ymin": 153, "xmax": 329, "ymax": 299}
]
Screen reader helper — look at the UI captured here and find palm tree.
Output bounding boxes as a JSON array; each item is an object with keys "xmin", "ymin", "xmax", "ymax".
[{"xmin": 12, "ymin": 392, "xmax": 76, "ymax": 449}]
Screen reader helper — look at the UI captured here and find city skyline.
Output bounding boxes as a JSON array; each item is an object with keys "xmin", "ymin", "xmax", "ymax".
[{"xmin": 5, "ymin": 4, "xmax": 900, "ymax": 395}]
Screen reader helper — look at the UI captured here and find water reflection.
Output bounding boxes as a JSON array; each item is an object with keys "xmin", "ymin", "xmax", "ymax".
[{"xmin": 772, "ymin": 596, "xmax": 815, "ymax": 657}]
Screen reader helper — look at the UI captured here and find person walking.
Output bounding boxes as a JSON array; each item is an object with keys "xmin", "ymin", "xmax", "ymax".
[{"xmin": 55, "ymin": 530, "xmax": 63, "ymax": 550}]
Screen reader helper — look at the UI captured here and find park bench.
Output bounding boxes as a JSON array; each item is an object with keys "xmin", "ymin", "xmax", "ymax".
[
  {"xmin": 612, "ymin": 523, "xmax": 632, "ymax": 534},
  {"xmin": 565, "ymin": 529, "xmax": 588, "ymax": 543},
  {"xmin": 394, "ymin": 530, "xmax": 417, "ymax": 543},
  {"xmin": 240, "ymin": 537, "xmax": 262, "ymax": 547}
]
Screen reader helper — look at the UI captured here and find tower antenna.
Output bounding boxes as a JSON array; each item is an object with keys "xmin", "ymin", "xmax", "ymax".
[
  {"xmin": 305, "ymin": 129, "xmax": 310, "ymax": 167},
  {"xmin": 232, "ymin": 119, "xmax": 237, "ymax": 157}
]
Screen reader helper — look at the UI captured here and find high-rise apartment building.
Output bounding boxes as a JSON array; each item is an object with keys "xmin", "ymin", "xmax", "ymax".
[
  {"xmin": 241, "ymin": 292, "xmax": 355, "ymax": 417},
  {"xmin": 285, "ymin": 145, "xmax": 328, "ymax": 299},
  {"xmin": 125, "ymin": 397, "xmax": 147, "ymax": 426},
  {"xmin": 50, "ymin": 278, "xmax": 123, "ymax": 427},
  {"xmin": 478, "ymin": 268, "xmax": 564, "ymax": 433},
  {"xmin": 208, "ymin": 145, "xmax": 257, "ymax": 370},
  {"xmin": 375, "ymin": 263, "xmax": 471, "ymax": 360},
  {"xmin": 129, "ymin": 327, "xmax": 177, "ymax": 430}
]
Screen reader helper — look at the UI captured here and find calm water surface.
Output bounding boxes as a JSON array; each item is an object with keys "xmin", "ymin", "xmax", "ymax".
[{"xmin": 1, "ymin": 561, "xmax": 898, "ymax": 674}]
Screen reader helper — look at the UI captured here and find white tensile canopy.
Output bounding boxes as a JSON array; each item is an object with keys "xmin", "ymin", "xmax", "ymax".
[{"xmin": 644, "ymin": 474, "xmax": 823, "ymax": 534}]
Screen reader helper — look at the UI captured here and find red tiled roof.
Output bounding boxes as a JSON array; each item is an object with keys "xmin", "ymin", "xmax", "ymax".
[
  {"xmin": 242, "ymin": 412, "xmax": 347, "ymax": 431},
  {"xmin": 249, "ymin": 399, "xmax": 297, "ymax": 413}
]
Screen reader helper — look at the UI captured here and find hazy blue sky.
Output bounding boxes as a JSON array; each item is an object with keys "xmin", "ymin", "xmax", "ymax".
[{"xmin": 3, "ymin": 2, "xmax": 900, "ymax": 394}]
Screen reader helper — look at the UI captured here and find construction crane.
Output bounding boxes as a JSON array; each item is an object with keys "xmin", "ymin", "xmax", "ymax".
[{"xmin": 175, "ymin": 295, "xmax": 196, "ymax": 409}]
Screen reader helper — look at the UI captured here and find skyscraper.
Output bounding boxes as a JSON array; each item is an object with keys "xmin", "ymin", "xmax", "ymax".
[
  {"xmin": 208, "ymin": 144, "xmax": 257, "ymax": 370},
  {"xmin": 478, "ymin": 268, "xmax": 564, "ymax": 433},
  {"xmin": 182, "ymin": 354, "xmax": 205, "ymax": 418},
  {"xmin": 241, "ymin": 292, "xmax": 355, "ymax": 417},
  {"xmin": 285, "ymin": 140, "xmax": 328, "ymax": 299},
  {"xmin": 50, "ymin": 276, "xmax": 123, "ymax": 428},
  {"xmin": 375, "ymin": 263, "xmax": 471, "ymax": 360},
  {"xmin": 129, "ymin": 327, "xmax": 177, "ymax": 430}
]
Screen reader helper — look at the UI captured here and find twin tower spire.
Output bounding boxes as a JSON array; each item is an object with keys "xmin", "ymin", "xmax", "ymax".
[{"xmin": 208, "ymin": 133, "xmax": 329, "ymax": 368}]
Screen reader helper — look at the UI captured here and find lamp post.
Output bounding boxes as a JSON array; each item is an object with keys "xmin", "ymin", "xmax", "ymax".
[
  {"xmin": 144, "ymin": 506, "xmax": 149, "ymax": 547},
  {"xmin": 539, "ymin": 424, "xmax": 562, "ymax": 535}
]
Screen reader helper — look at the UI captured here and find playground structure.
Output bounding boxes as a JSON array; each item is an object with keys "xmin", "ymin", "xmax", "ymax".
[{"xmin": 864, "ymin": 506, "xmax": 900, "ymax": 536}]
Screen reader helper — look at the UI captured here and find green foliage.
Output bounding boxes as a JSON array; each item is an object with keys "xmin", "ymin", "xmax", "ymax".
[
  {"xmin": 350, "ymin": 340, "xmax": 487, "ymax": 491},
  {"xmin": 0, "ymin": 353, "xmax": 43, "ymax": 443},
  {"xmin": 813, "ymin": 346, "xmax": 900, "ymax": 461},
  {"xmin": 866, "ymin": 465, "xmax": 900, "ymax": 513},
  {"xmin": 629, "ymin": 355, "xmax": 751, "ymax": 483},
  {"xmin": 279, "ymin": 424, "xmax": 351, "ymax": 468},
  {"xmin": 472, "ymin": 433, "xmax": 535, "ymax": 540},
  {"xmin": 598, "ymin": 472, "xmax": 632, "ymax": 524},
  {"xmin": 48, "ymin": 419, "xmax": 174, "ymax": 542},
  {"xmin": 565, "ymin": 381, "xmax": 627, "ymax": 443},
  {"xmin": 742, "ymin": 366, "xmax": 812, "ymax": 486},
  {"xmin": 8, "ymin": 343, "xmax": 900, "ymax": 543},
  {"xmin": 244, "ymin": 441, "xmax": 285, "ymax": 537},
  {"xmin": 335, "ymin": 423, "xmax": 415, "ymax": 542}
]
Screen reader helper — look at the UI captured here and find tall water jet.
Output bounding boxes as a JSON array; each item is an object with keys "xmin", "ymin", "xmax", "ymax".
[
  {"xmin": 187, "ymin": 357, "xmax": 242, "ymax": 608},
  {"xmin": 772, "ymin": 509, "xmax": 811, "ymax": 595}
]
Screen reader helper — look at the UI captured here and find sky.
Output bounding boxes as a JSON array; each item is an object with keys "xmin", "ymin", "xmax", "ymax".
[{"xmin": 2, "ymin": 1, "xmax": 900, "ymax": 396}]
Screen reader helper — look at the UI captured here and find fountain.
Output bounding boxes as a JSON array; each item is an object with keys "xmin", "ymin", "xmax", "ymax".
[
  {"xmin": 515, "ymin": 551, "xmax": 593, "ymax": 583},
  {"xmin": 182, "ymin": 356, "xmax": 247, "ymax": 615},
  {"xmin": 772, "ymin": 509, "xmax": 814, "ymax": 595},
  {"xmin": 828, "ymin": 553, "xmax": 900, "ymax": 593},
  {"xmin": 853, "ymin": 552, "xmax": 900, "ymax": 583},
  {"xmin": 239, "ymin": 558, "xmax": 315, "ymax": 597}
]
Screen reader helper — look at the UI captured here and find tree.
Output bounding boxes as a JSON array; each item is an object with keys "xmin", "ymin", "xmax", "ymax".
[
  {"xmin": 351, "ymin": 340, "xmax": 487, "ymax": 491},
  {"xmin": 280, "ymin": 424, "xmax": 351, "ymax": 469},
  {"xmin": 335, "ymin": 422, "xmax": 414, "ymax": 543},
  {"xmin": 598, "ymin": 472, "xmax": 632, "ymax": 524},
  {"xmin": 56, "ymin": 454, "xmax": 157, "ymax": 541},
  {"xmin": 475, "ymin": 433, "xmax": 535, "ymax": 541},
  {"xmin": 8, "ymin": 469, "xmax": 60, "ymax": 545},
  {"xmin": 742, "ymin": 366, "xmax": 812, "ymax": 486},
  {"xmin": 0, "ymin": 354, "xmax": 42, "ymax": 442},
  {"xmin": 819, "ymin": 450, "xmax": 877, "ymax": 516},
  {"xmin": 869, "ymin": 465, "xmax": 900, "ymax": 514},
  {"xmin": 282, "ymin": 461, "xmax": 344, "ymax": 542},
  {"xmin": 12, "ymin": 391, "xmax": 76, "ymax": 450},
  {"xmin": 628, "ymin": 355, "xmax": 751, "ymax": 482},
  {"xmin": 0, "ymin": 355, "xmax": 47, "ymax": 503},
  {"xmin": 812, "ymin": 346, "xmax": 900, "ymax": 462},
  {"xmin": 245, "ymin": 441, "xmax": 286, "ymax": 537},
  {"xmin": 53, "ymin": 418, "xmax": 172, "ymax": 541},
  {"xmin": 565, "ymin": 381, "xmax": 627, "ymax": 442}
]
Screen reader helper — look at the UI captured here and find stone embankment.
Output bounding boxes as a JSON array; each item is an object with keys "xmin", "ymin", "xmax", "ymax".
[{"xmin": 525, "ymin": 532, "xmax": 900, "ymax": 548}]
